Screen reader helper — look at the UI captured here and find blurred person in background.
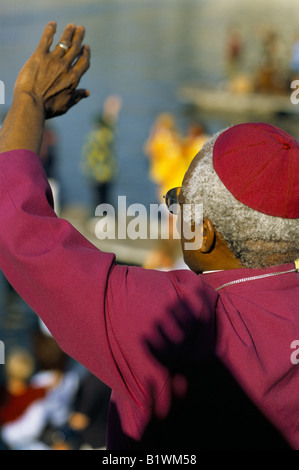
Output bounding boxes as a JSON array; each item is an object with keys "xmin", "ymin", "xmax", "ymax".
[
  {"xmin": 30, "ymin": 331, "xmax": 80, "ymax": 450},
  {"xmin": 0, "ymin": 335, "xmax": 80, "ymax": 450},
  {"xmin": 39, "ymin": 123, "xmax": 57, "ymax": 181},
  {"xmin": 145, "ymin": 115, "xmax": 208, "ymax": 202},
  {"xmin": 68, "ymin": 371, "xmax": 111, "ymax": 450},
  {"xmin": 225, "ymin": 26, "xmax": 244, "ymax": 80},
  {"xmin": 144, "ymin": 112, "xmax": 182, "ymax": 201},
  {"xmin": 82, "ymin": 95, "xmax": 122, "ymax": 209},
  {"xmin": 254, "ymin": 27, "xmax": 286, "ymax": 94},
  {"xmin": 0, "ymin": 348, "xmax": 48, "ymax": 449},
  {"xmin": 39, "ymin": 123, "xmax": 60, "ymax": 215}
]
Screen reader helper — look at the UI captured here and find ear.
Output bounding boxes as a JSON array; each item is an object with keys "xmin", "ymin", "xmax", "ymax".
[{"xmin": 200, "ymin": 218, "xmax": 215, "ymax": 253}]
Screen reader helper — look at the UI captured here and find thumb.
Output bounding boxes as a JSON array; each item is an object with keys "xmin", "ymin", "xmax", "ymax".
[{"xmin": 69, "ymin": 88, "xmax": 90, "ymax": 108}]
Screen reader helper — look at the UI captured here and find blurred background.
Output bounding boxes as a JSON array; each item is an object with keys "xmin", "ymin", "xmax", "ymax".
[{"xmin": 0, "ymin": 0, "xmax": 299, "ymax": 450}]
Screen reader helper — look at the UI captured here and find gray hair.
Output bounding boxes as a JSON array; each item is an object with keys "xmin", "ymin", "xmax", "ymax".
[{"xmin": 182, "ymin": 129, "xmax": 299, "ymax": 269}]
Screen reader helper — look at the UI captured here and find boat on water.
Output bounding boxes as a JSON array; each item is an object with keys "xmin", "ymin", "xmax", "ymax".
[{"xmin": 177, "ymin": 85, "xmax": 299, "ymax": 117}]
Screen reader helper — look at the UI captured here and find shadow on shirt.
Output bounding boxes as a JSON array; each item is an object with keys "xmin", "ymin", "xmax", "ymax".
[{"xmin": 108, "ymin": 296, "xmax": 291, "ymax": 450}]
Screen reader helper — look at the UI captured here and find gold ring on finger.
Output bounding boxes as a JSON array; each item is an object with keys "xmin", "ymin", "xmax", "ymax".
[{"xmin": 57, "ymin": 41, "xmax": 69, "ymax": 52}]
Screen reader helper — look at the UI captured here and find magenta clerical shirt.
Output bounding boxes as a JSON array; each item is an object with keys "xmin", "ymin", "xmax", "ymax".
[{"xmin": 0, "ymin": 149, "xmax": 298, "ymax": 450}]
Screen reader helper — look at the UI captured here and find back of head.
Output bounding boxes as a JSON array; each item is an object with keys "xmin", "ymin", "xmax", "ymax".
[{"xmin": 182, "ymin": 123, "xmax": 299, "ymax": 268}]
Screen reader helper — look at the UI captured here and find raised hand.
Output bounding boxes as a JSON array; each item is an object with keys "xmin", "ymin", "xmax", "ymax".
[
  {"xmin": 13, "ymin": 22, "xmax": 91, "ymax": 119},
  {"xmin": 0, "ymin": 22, "xmax": 91, "ymax": 154}
]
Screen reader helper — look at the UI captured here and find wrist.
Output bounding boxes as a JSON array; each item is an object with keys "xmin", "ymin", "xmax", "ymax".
[
  {"xmin": 0, "ymin": 90, "xmax": 46, "ymax": 154},
  {"xmin": 13, "ymin": 90, "xmax": 45, "ymax": 118}
]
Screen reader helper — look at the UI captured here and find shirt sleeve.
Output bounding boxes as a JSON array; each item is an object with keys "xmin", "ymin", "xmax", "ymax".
[{"xmin": 0, "ymin": 149, "xmax": 217, "ymax": 407}]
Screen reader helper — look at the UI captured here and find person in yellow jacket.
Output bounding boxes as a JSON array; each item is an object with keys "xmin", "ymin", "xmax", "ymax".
[
  {"xmin": 144, "ymin": 113, "xmax": 182, "ymax": 201},
  {"xmin": 145, "ymin": 115, "xmax": 208, "ymax": 201}
]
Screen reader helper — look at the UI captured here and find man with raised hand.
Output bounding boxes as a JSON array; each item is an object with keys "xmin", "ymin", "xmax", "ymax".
[{"xmin": 0, "ymin": 23, "xmax": 298, "ymax": 450}]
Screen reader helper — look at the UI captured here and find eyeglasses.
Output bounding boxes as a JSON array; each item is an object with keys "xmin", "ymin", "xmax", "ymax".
[{"xmin": 163, "ymin": 187, "xmax": 183, "ymax": 214}]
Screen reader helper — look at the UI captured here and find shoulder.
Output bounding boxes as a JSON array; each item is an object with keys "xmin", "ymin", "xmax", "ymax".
[{"xmin": 107, "ymin": 264, "xmax": 218, "ymax": 324}]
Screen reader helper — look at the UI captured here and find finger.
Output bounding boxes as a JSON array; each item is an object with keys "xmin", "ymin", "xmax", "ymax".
[
  {"xmin": 36, "ymin": 22, "xmax": 57, "ymax": 54},
  {"xmin": 54, "ymin": 45, "xmax": 90, "ymax": 93},
  {"xmin": 69, "ymin": 89, "xmax": 90, "ymax": 108},
  {"xmin": 45, "ymin": 88, "xmax": 90, "ymax": 119},
  {"xmin": 41, "ymin": 45, "xmax": 90, "ymax": 101},
  {"xmin": 71, "ymin": 44, "xmax": 91, "ymax": 79},
  {"xmin": 43, "ymin": 46, "xmax": 90, "ymax": 99},
  {"xmin": 63, "ymin": 26, "xmax": 86, "ymax": 66},
  {"xmin": 54, "ymin": 23, "xmax": 76, "ymax": 57}
]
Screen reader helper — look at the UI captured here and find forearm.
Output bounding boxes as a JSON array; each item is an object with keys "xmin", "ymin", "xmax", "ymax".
[{"xmin": 0, "ymin": 92, "xmax": 45, "ymax": 155}]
